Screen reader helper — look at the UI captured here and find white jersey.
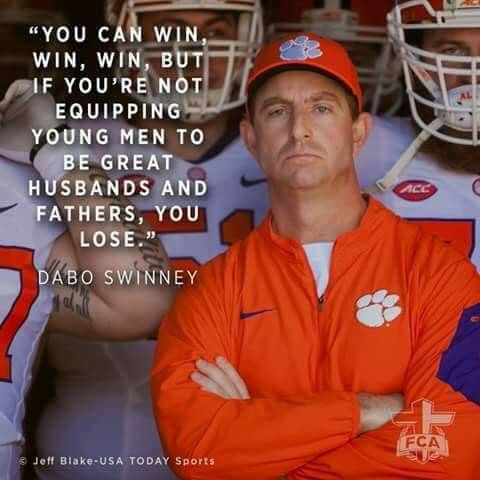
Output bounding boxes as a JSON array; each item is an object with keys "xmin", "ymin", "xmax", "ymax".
[
  {"xmin": 357, "ymin": 115, "xmax": 480, "ymax": 269},
  {"xmin": 36, "ymin": 120, "xmax": 269, "ymax": 479},
  {"xmin": 0, "ymin": 154, "xmax": 61, "ymax": 480}
]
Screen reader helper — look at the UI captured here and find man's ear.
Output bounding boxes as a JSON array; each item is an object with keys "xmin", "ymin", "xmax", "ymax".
[
  {"xmin": 352, "ymin": 112, "xmax": 372, "ymax": 159},
  {"xmin": 240, "ymin": 118, "xmax": 257, "ymax": 159}
]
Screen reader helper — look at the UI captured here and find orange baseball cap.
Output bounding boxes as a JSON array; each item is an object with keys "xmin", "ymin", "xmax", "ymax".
[{"xmin": 247, "ymin": 32, "xmax": 363, "ymax": 112}]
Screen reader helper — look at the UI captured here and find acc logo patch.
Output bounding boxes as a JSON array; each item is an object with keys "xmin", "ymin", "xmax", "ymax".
[
  {"xmin": 118, "ymin": 174, "xmax": 155, "ymax": 196},
  {"xmin": 187, "ymin": 166, "xmax": 207, "ymax": 181},
  {"xmin": 472, "ymin": 177, "xmax": 480, "ymax": 197},
  {"xmin": 279, "ymin": 35, "xmax": 323, "ymax": 61},
  {"xmin": 393, "ymin": 180, "xmax": 437, "ymax": 201}
]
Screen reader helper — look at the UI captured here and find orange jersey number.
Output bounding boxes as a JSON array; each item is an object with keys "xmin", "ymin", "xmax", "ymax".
[
  {"xmin": 0, "ymin": 247, "xmax": 39, "ymax": 383},
  {"xmin": 407, "ymin": 218, "xmax": 475, "ymax": 258}
]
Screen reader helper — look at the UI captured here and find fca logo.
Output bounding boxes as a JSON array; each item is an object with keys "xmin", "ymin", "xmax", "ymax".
[{"xmin": 394, "ymin": 399, "xmax": 455, "ymax": 464}]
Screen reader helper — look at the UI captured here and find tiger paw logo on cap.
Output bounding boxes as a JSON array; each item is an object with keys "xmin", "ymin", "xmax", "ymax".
[{"xmin": 279, "ymin": 35, "xmax": 323, "ymax": 61}]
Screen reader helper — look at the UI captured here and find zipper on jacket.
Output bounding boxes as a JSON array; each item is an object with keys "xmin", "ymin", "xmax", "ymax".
[{"xmin": 318, "ymin": 294, "xmax": 325, "ymax": 312}]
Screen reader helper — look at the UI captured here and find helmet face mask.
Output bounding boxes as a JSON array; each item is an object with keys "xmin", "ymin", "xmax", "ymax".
[
  {"xmin": 389, "ymin": 0, "xmax": 480, "ymax": 145},
  {"xmin": 267, "ymin": 0, "xmax": 403, "ymax": 115},
  {"xmin": 106, "ymin": 0, "xmax": 263, "ymax": 124}
]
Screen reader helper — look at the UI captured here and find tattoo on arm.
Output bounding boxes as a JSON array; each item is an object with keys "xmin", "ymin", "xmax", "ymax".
[{"xmin": 46, "ymin": 258, "xmax": 92, "ymax": 322}]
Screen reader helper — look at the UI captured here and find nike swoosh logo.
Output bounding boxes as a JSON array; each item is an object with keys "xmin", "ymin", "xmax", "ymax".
[
  {"xmin": 0, "ymin": 203, "xmax": 17, "ymax": 214},
  {"xmin": 241, "ymin": 175, "xmax": 267, "ymax": 187},
  {"xmin": 240, "ymin": 309, "xmax": 273, "ymax": 320}
]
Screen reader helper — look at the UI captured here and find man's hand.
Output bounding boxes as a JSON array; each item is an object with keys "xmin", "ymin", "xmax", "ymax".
[
  {"xmin": 0, "ymin": 79, "xmax": 57, "ymax": 154},
  {"xmin": 191, "ymin": 359, "xmax": 403, "ymax": 433},
  {"xmin": 357, "ymin": 392, "xmax": 404, "ymax": 434},
  {"xmin": 191, "ymin": 356, "xmax": 250, "ymax": 400}
]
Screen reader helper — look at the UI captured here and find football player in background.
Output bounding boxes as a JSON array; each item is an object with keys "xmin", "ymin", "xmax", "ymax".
[
  {"xmin": 0, "ymin": 78, "xmax": 172, "ymax": 478},
  {"xmin": 34, "ymin": 1, "xmax": 267, "ymax": 479},
  {"xmin": 267, "ymin": 0, "xmax": 403, "ymax": 115},
  {"xmin": 356, "ymin": 0, "xmax": 480, "ymax": 271}
]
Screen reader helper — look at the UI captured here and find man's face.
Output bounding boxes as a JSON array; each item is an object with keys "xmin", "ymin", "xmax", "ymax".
[
  {"xmin": 413, "ymin": 27, "xmax": 480, "ymax": 174},
  {"xmin": 422, "ymin": 27, "xmax": 480, "ymax": 90},
  {"xmin": 243, "ymin": 70, "xmax": 363, "ymax": 190},
  {"xmin": 139, "ymin": 10, "xmax": 238, "ymax": 90}
]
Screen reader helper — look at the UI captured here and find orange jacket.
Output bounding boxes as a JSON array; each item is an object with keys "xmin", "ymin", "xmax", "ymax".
[{"xmin": 151, "ymin": 197, "xmax": 480, "ymax": 479}]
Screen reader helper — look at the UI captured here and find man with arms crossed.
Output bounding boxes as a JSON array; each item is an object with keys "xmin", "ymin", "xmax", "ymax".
[{"xmin": 152, "ymin": 32, "xmax": 480, "ymax": 479}]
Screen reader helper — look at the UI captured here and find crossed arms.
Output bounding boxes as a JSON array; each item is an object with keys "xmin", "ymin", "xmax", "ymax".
[{"xmin": 151, "ymin": 253, "xmax": 480, "ymax": 479}]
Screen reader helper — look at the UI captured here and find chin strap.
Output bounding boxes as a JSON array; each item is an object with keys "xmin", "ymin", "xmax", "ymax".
[{"xmin": 366, "ymin": 118, "xmax": 444, "ymax": 194}]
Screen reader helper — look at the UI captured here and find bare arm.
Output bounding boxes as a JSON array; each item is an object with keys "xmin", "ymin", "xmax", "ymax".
[
  {"xmin": 0, "ymin": 80, "xmax": 174, "ymax": 340},
  {"xmin": 45, "ymin": 165, "xmax": 174, "ymax": 340}
]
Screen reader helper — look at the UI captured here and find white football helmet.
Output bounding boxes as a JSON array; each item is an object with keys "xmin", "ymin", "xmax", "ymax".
[
  {"xmin": 268, "ymin": 0, "xmax": 402, "ymax": 115},
  {"xmin": 0, "ymin": 0, "xmax": 67, "ymax": 93},
  {"xmin": 105, "ymin": 0, "xmax": 263, "ymax": 123},
  {"xmin": 388, "ymin": 0, "xmax": 480, "ymax": 146}
]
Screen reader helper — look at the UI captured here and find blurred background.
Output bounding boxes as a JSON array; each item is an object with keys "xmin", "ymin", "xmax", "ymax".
[{"xmin": 0, "ymin": 0, "xmax": 407, "ymax": 114}]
